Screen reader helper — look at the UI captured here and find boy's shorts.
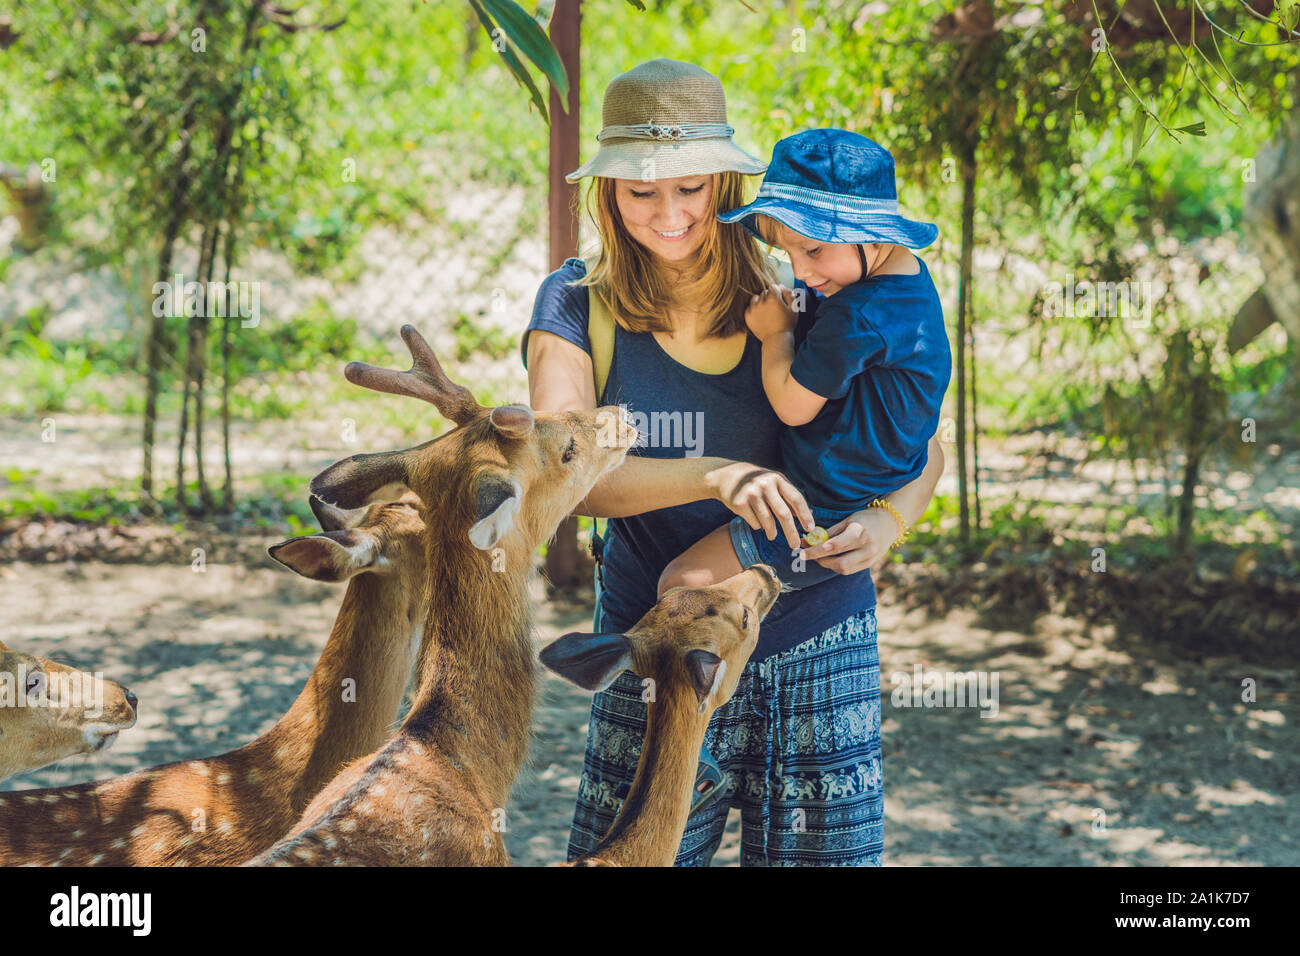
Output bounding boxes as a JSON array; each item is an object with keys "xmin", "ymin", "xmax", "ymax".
[{"xmin": 728, "ymin": 504, "xmax": 860, "ymax": 589}]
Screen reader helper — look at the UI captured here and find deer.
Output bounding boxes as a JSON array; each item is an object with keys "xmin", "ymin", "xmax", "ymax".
[
  {"xmin": 0, "ymin": 493, "xmax": 429, "ymax": 866},
  {"xmin": 247, "ymin": 324, "xmax": 636, "ymax": 866},
  {"xmin": 0, "ymin": 642, "xmax": 138, "ymax": 784},
  {"xmin": 540, "ymin": 565, "xmax": 781, "ymax": 867}
]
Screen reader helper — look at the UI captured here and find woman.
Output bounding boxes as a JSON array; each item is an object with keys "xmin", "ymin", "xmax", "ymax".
[{"xmin": 522, "ymin": 59, "xmax": 944, "ymax": 866}]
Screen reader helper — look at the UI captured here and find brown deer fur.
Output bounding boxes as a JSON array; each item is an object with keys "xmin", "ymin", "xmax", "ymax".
[
  {"xmin": 249, "ymin": 325, "xmax": 635, "ymax": 866},
  {"xmin": 542, "ymin": 566, "xmax": 781, "ymax": 867},
  {"xmin": 0, "ymin": 495, "xmax": 427, "ymax": 865}
]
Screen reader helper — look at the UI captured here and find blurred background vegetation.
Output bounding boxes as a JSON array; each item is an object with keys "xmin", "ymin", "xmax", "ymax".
[{"xmin": 1, "ymin": 1, "xmax": 1298, "ymax": 643}]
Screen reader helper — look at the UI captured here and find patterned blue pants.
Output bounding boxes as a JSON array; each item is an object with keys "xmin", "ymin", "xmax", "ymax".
[{"xmin": 566, "ymin": 608, "xmax": 883, "ymax": 866}]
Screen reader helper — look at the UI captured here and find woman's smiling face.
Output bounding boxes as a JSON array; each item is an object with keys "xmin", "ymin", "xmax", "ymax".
[{"xmin": 613, "ymin": 174, "xmax": 713, "ymax": 262}]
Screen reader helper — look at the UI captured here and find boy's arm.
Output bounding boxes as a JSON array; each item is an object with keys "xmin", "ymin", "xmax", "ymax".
[
  {"xmin": 746, "ymin": 284, "xmax": 827, "ymax": 427},
  {"xmin": 758, "ymin": 332, "xmax": 828, "ymax": 427}
]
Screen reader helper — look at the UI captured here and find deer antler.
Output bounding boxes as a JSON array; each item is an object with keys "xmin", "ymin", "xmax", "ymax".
[{"xmin": 344, "ymin": 325, "xmax": 481, "ymax": 425}]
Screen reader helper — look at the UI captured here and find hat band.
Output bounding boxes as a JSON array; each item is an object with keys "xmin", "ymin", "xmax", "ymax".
[
  {"xmin": 755, "ymin": 181, "xmax": 900, "ymax": 215},
  {"xmin": 597, "ymin": 122, "xmax": 735, "ymax": 143}
]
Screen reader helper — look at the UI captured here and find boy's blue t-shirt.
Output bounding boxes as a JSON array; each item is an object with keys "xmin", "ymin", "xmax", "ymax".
[
  {"xmin": 521, "ymin": 258, "xmax": 876, "ymax": 661},
  {"xmin": 785, "ymin": 256, "xmax": 951, "ymax": 512}
]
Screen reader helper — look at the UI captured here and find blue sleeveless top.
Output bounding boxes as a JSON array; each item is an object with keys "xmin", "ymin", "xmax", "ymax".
[{"xmin": 522, "ymin": 258, "xmax": 876, "ymax": 660}]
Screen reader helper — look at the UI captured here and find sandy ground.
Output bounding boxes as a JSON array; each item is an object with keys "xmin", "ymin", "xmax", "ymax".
[{"xmin": 2, "ymin": 553, "xmax": 1293, "ymax": 866}]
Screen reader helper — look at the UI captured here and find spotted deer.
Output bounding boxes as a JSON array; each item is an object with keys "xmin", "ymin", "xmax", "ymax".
[
  {"xmin": 0, "ymin": 493, "xmax": 428, "ymax": 865},
  {"xmin": 541, "ymin": 565, "xmax": 781, "ymax": 867},
  {"xmin": 248, "ymin": 324, "xmax": 635, "ymax": 866},
  {"xmin": 0, "ymin": 642, "xmax": 138, "ymax": 784}
]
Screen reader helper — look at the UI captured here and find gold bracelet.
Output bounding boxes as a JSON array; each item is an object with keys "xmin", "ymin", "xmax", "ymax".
[{"xmin": 869, "ymin": 497, "xmax": 910, "ymax": 550}]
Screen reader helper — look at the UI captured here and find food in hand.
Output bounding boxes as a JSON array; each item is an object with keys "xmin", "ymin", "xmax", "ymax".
[{"xmin": 803, "ymin": 525, "xmax": 829, "ymax": 546}]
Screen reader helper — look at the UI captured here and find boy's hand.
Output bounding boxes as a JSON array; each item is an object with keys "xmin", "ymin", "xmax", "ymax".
[
  {"xmin": 802, "ymin": 507, "xmax": 898, "ymax": 574},
  {"xmin": 745, "ymin": 284, "xmax": 798, "ymax": 342}
]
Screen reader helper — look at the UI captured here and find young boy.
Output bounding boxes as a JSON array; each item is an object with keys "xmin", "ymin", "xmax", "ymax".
[{"xmin": 657, "ymin": 128, "xmax": 952, "ymax": 599}]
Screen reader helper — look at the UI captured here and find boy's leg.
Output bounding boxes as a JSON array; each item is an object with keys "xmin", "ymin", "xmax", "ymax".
[{"xmin": 656, "ymin": 523, "xmax": 745, "ymax": 598}]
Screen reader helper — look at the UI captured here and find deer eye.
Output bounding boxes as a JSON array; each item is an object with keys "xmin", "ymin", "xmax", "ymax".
[
  {"xmin": 561, "ymin": 437, "xmax": 577, "ymax": 464},
  {"xmin": 742, "ymin": 609, "xmax": 751, "ymax": 629}
]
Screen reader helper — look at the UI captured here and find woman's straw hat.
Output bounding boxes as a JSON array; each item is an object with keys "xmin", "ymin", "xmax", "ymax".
[{"xmin": 565, "ymin": 59, "xmax": 767, "ymax": 183}]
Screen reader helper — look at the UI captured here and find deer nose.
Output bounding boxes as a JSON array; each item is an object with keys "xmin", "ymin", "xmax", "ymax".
[{"xmin": 123, "ymin": 687, "xmax": 138, "ymax": 713}]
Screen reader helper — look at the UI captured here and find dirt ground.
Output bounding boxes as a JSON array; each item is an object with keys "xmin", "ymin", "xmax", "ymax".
[{"xmin": 2, "ymin": 549, "xmax": 1293, "ymax": 866}]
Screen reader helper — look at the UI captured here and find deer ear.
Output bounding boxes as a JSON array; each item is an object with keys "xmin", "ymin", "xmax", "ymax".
[
  {"xmin": 268, "ymin": 530, "xmax": 379, "ymax": 582},
  {"xmin": 310, "ymin": 447, "xmax": 417, "ymax": 510},
  {"xmin": 309, "ymin": 495, "xmax": 368, "ymax": 533},
  {"xmin": 539, "ymin": 632, "xmax": 633, "ymax": 692},
  {"xmin": 468, "ymin": 474, "xmax": 522, "ymax": 550},
  {"xmin": 685, "ymin": 649, "xmax": 726, "ymax": 714}
]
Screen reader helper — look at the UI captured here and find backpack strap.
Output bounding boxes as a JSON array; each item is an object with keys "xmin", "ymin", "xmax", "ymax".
[{"xmin": 583, "ymin": 256, "xmax": 615, "ymax": 403}]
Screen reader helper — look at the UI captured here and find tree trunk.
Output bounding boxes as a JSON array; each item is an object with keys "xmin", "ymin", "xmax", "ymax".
[
  {"xmin": 1238, "ymin": 96, "xmax": 1300, "ymax": 353},
  {"xmin": 177, "ymin": 218, "xmax": 219, "ymax": 514},
  {"xmin": 544, "ymin": 0, "xmax": 583, "ymax": 591},
  {"xmin": 142, "ymin": 108, "xmax": 198, "ymax": 513},
  {"xmin": 220, "ymin": 211, "xmax": 240, "ymax": 511},
  {"xmin": 955, "ymin": 135, "xmax": 977, "ymax": 547},
  {"xmin": 194, "ymin": 220, "xmax": 221, "ymax": 513}
]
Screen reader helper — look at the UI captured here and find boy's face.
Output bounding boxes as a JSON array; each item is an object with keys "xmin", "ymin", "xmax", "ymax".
[
  {"xmin": 771, "ymin": 221, "xmax": 870, "ymax": 297},
  {"xmin": 614, "ymin": 174, "xmax": 713, "ymax": 263}
]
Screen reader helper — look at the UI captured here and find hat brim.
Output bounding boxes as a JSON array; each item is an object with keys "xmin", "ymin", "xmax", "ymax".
[
  {"xmin": 718, "ymin": 199, "xmax": 939, "ymax": 249},
  {"xmin": 566, "ymin": 139, "xmax": 767, "ymax": 183}
]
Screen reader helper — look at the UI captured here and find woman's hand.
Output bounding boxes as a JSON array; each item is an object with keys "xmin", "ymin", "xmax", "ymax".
[
  {"xmin": 802, "ymin": 507, "xmax": 899, "ymax": 574},
  {"xmin": 744, "ymin": 284, "xmax": 799, "ymax": 343},
  {"xmin": 705, "ymin": 461, "xmax": 813, "ymax": 550}
]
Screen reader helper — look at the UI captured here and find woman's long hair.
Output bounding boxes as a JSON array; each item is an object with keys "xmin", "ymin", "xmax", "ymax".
[{"xmin": 574, "ymin": 171, "xmax": 776, "ymax": 339}]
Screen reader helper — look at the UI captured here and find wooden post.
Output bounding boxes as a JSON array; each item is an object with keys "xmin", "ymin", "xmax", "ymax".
[{"xmin": 545, "ymin": 0, "xmax": 583, "ymax": 590}]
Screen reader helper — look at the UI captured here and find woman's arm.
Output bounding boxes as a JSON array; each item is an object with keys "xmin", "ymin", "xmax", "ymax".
[
  {"xmin": 527, "ymin": 329, "xmax": 813, "ymax": 542},
  {"xmin": 804, "ymin": 435, "xmax": 946, "ymax": 574}
]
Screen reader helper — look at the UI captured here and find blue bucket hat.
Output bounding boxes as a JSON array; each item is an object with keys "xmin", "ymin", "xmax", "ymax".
[{"xmin": 717, "ymin": 128, "xmax": 938, "ymax": 249}]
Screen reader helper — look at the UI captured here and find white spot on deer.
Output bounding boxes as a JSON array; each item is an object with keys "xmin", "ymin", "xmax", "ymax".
[
  {"xmin": 131, "ymin": 825, "xmax": 148, "ymax": 837},
  {"xmin": 295, "ymin": 848, "xmax": 314, "ymax": 861},
  {"xmin": 191, "ymin": 762, "xmax": 210, "ymax": 776},
  {"xmin": 71, "ymin": 829, "xmax": 85, "ymax": 838},
  {"xmin": 89, "ymin": 854, "xmax": 104, "ymax": 865},
  {"xmin": 43, "ymin": 793, "xmax": 60, "ymax": 803},
  {"xmin": 246, "ymin": 769, "xmax": 261, "ymax": 784},
  {"xmin": 23, "ymin": 795, "xmax": 36, "ymax": 805},
  {"xmin": 340, "ymin": 818, "xmax": 357, "ymax": 833},
  {"xmin": 111, "ymin": 838, "xmax": 125, "ymax": 849},
  {"xmin": 60, "ymin": 848, "xmax": 72, "ymax": 859},
  {"xmin": 216, "ymin": 772, "xmax": 232, "ymax": 785},
  {"xmin": 217, "ymin": 818, "xmax": 233, "ymax": 833}
]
